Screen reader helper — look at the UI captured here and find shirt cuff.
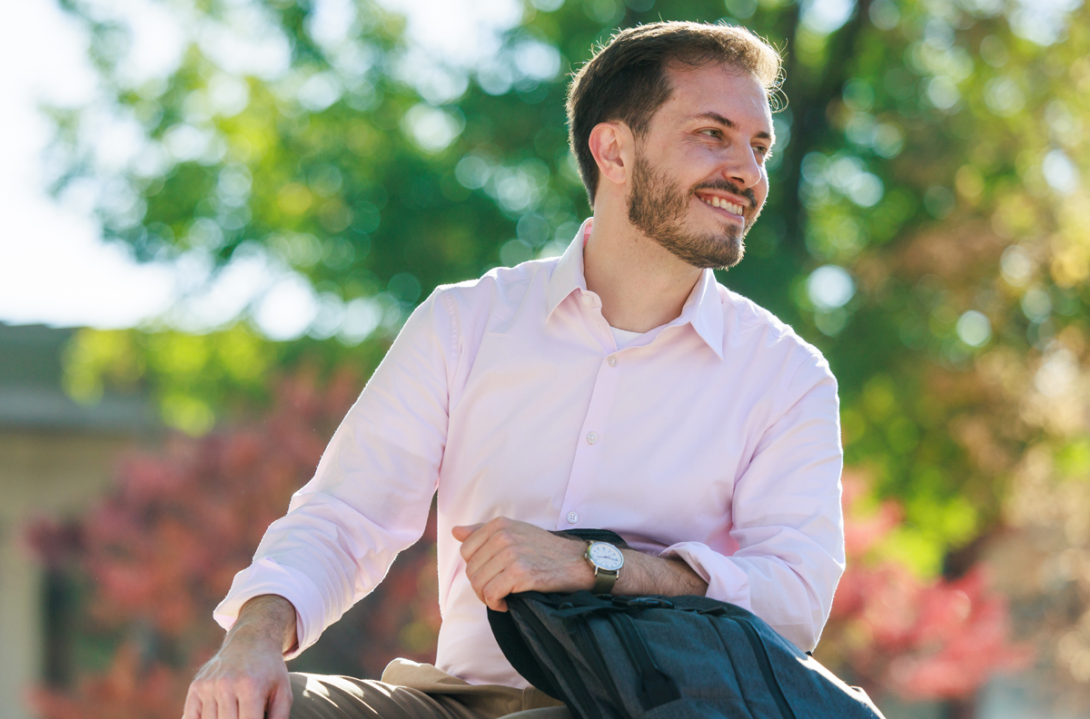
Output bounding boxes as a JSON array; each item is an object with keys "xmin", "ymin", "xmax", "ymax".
[
  {"xmin": 213, "ymin": 557, "xmax": 326, "ymax": 660},
  {"xmin": 659, "ymin": 541, "xmax": 752, "ymax": 610}
]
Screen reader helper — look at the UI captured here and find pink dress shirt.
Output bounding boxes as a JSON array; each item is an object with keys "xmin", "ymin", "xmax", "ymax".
[{"xmin": 215, "ymin": 219, "xmax": 845, "ymax": 688}]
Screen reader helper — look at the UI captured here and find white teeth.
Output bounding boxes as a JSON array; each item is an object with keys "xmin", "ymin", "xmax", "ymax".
[{"xmin": 701, "ymin": 196, "xmax": 743, "ymax": 215}]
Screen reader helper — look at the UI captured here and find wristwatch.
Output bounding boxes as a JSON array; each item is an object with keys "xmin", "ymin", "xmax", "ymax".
[{"xmin": 585, "ymin": 540, "xmax": 624, "ymax": 594}]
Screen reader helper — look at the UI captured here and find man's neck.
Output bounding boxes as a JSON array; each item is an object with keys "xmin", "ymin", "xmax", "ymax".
[{"xmin": 583, "ymin": 212, "xmax": 704, "ymax": 334}]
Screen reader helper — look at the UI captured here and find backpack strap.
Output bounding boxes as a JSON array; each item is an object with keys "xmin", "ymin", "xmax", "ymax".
[
  {"xmin": 608, "ymin": 611, "xmax": 681, "ymax": 708},
  {"xmin": 733, "ymin": 616, "xmax": 797, "ymax": 719}
]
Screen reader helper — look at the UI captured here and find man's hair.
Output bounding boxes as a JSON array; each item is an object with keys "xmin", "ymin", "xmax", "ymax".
[{"xmin": 566, "ymin": 21, "xmax": 783, "ymax": 205}]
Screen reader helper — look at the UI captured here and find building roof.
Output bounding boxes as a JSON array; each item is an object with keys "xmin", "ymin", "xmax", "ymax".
[{"xmin": 0, "ymin": 323, "xmax": 155, "ymax": 433}]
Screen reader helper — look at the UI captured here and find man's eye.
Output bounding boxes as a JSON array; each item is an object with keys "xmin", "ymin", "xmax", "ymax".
[
  {"xmin": 700, "ymin": 129, "xmax": 722, "ymax": 138},
  {"xmin": 754, "ymin": 146, "xmax": 771, "ymax": 158}
]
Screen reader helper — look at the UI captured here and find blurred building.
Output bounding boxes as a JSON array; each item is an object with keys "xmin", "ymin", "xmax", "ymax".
[{"xmin": 0, "ymin": 323, "xmax": 156, "ymax": 719}]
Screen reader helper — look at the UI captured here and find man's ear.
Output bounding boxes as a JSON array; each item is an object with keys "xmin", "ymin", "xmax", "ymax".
[{"xmin": 588, "ymin": 122, "xmax": 632, "ymax": 188}]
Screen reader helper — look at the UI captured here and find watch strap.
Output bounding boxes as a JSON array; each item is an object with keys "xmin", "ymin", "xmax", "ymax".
[{"xmin": 591, "ymin": 566, "xmax": 619, "ymax": 594}]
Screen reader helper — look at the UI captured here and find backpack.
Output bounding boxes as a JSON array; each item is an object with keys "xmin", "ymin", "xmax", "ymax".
[{"xmin": 487, "ymin": 531, "xmax": 885, "ymax": 719}]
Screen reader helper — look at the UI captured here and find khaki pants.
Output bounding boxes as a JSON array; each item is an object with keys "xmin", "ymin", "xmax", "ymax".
[{"xmin": 289, "ymin": 659, "xmax": 572, "ymax": 719}]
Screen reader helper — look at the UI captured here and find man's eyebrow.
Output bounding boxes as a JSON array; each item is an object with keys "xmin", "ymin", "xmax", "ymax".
[{"xmin": 691, "ymin": 112, "xmax": 775, "ymax": 143}]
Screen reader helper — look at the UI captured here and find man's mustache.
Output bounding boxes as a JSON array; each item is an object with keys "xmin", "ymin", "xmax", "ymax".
[{"xmin": 691, "ymin": 181, "xmax": 758, "ymax": 209}]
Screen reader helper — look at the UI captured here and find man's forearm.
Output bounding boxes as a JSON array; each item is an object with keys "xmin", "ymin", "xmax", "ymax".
[
  {"xmin": 228, "ymin": 594, "xmax": 299, "ymax": 655},
  {"xmin": 613, "ymin": 548, "xmax": 708, "ymax": 597}
]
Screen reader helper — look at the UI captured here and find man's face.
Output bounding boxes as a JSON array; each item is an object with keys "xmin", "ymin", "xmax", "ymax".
[{"xmin": 625, "ymin": 63, "xmax": 775, "ymax": 270}]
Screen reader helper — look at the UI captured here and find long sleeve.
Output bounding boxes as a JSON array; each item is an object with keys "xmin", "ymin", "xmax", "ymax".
[
  {"xmin": 213, "ymin": 289, "xmax": 456, "ymax": 657},
  {"xmin": 662, "ymin": 353, "xmax": 845, "ymax": 652}
]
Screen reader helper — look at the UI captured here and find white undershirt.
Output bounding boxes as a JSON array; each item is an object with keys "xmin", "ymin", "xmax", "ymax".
[{"xmin": 609, "ymin": 325, "xmax": 644, "ymax": 348}]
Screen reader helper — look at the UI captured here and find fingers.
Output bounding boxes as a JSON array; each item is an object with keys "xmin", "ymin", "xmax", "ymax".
[
  {"xmin": 456, "ymin": 517, "xmax": 537, "ymax": 564},
  {"xmin": 467, "ymin": 549, "xmax": 526, "ymax": 610},
  {"xmin": 216, "ymin": 691, "xmax": 240, "ymax": 719},
  {"xmin": 466, "ymin": 529, "xmax": 552, "ymax": 609},
  {"xmin": 453, "ymin": 519, "xmax": 502, "ymax": 562},
  {"xmin": 189, "ymin": 676, "xmax": 281, "ymax": 719},
  {"xmin": 185, "ymin": 679, "xmax": 223, "ymax": 719},
  {"xmin": 477, "ymin": 564, "xmax": 518, "ymax": 611},
  {"xmin": 267, "ymin": 679, "xmax": 294, "ymax": 719},
  {"xmin": 451, "ymin": 522, "xmax": 483, "ymax": 542},
  {"xmin": 462, "ymin": 524, "xmax": 518, "ymax": 577},
  {"xmin": 185, "ymin": 677, "xmax": 272, "ymax": 719},
  {"xmin": 183, "ymin": 690, "xmax": 204, "ymax": 719},
  {"xmin": 236, "ymin": 676, "xmax": 265, "ymax": 719},
  {"xmin": 184, "ymin": 638, "xmax": 289, "ymax": 719},
  {"xmin": 455, "ymin": 520, "xmax": 522, "ymax": 608},
  {"xmin": 460, "ymin": 520, "xmax": 530, "ymax": 594}
]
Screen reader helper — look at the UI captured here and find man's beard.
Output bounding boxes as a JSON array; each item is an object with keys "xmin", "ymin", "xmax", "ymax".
[{"xmin": 626, "ymin": 155, "xmax": 759, "ymax": 270}]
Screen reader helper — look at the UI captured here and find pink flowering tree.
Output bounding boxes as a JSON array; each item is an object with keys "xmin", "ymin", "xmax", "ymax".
[
  {"xmin": 816, "ymin": 472, "xmax": 1032, "ymax": 702},
  {"xmin": 27, "ymin": 368, "xmax": 441, "ymax": 719}
]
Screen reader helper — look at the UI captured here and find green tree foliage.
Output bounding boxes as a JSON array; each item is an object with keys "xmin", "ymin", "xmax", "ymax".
[
  {"xmin": 61, "ymin": 324, "xmax": 386, "ymax": 434},
  {"xmin": 47, "ymin": 0, "xmax": 1090, "ymax": 707}
]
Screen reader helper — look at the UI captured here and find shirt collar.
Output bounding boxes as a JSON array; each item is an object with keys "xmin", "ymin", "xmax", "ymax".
[
  {"xmin": 679, "ymin": 265, "xmax": 724, "ymax": 360},
  {"xmin": 546, "ymin": 218, "xmax": 724, "ymax": 360},
  {"xmin": 545, "ymin": 218, "xmax": 592, "ymax": 318}
]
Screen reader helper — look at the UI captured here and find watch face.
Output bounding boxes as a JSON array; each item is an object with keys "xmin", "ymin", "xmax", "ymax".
[{"xmin": 588, "ymin": 542, "xmax": 624, "ymax": 571}]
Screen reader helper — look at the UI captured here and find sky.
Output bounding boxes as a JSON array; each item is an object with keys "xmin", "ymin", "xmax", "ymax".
[
  {"xmin": 0, "ymin": 0, "xmax": 523, "ymax": 336},
  {"xmin": 0, "ymin": 1, "xmax": 177, "ymax": 330}
]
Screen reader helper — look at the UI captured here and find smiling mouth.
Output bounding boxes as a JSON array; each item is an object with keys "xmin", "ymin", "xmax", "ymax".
[{"xmin": 696, "ymin": 194, "xmax": 744, "ymax": 216}]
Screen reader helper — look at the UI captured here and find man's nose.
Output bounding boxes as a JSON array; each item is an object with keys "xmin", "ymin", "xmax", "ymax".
[{"xmin": 721, "ymin": 146, "xmax": 762, "ymax": 191}]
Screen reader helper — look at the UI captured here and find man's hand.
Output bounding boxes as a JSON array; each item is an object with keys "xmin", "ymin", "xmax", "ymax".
[
  {"xmin": 183, "ymin": 595, "xmax": 297, "ymax": 719},
  {"xmin": 452, "ymin": 518, "xmax": 594, "ymax": 611}
]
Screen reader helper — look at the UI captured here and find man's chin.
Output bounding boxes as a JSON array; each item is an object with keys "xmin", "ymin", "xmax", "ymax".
[
  {"xmin": 700, "ymin": 225, "xmax": 746, "ymax": 269},
  {"xmin": 658, "ymin": 231, "xmax": 744, "ymax": 270},
  {"xmin": 700, "ymin": 241, "xmax": 744, "ymax": 271}
]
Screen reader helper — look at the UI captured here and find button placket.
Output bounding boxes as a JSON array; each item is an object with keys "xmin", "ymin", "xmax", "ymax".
[{"xmin": 557, "ymin": 350, "xmax": 621, "ymax": 531}]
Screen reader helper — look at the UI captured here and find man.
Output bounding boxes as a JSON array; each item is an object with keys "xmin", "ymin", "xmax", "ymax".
[{"xmin": 184, "ymin": 20, "xmax": 845, "ymax": 719}]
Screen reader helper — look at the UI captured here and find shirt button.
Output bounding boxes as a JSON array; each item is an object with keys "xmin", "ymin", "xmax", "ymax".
[
  {"xmin": 586, "ymin": 432, "xmax": 599, "ymax": 444},
  {"xmin": 567, "ymin": 511, "xmax": 579, "ymax": 524},
  {"xmin": 581, "ymin": 295, "xmax": 594, "ymax": 306},
  {"xmin": 607, "ymin": 356, "xmax": 617, "ymax": 367}
]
